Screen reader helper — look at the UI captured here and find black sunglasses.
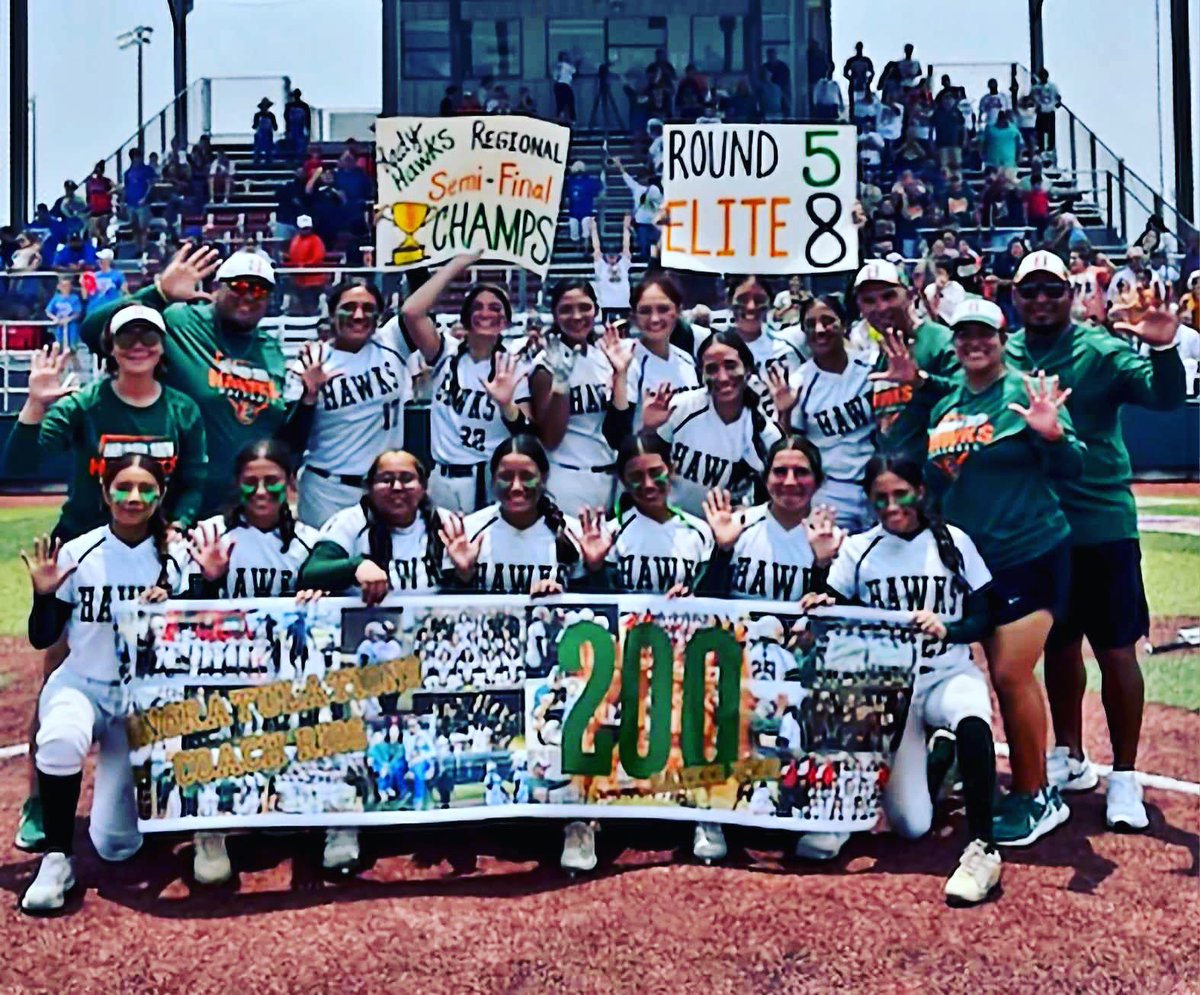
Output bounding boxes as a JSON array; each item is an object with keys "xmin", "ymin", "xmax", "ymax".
[{"xmin": 1016, "ymin": 280, "xmax": 1068, "ymax": 301}]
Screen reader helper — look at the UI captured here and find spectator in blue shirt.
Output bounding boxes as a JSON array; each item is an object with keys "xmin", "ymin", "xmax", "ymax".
[
  {"xmin": 45, "ymin": 275, "xmax": 84, "ymax": 350},
  {"xmin": 51, "ymin": 232, "xmax": 97, "ymax": 271},
  {"xmin": 122, "ymin": 148, "xmax": 158, "ymax": 248},
  {"xmin": 85, "ymin": 248, "xmax": 127, "ymax": 311},
  {"xmin": 564, "ymin": 161, "xmax": 604, "ymax": 246}
]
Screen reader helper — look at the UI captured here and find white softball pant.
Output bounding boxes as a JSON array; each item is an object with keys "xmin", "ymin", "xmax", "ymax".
[
  {"xmin": 546, "ymin": 462, "xmax": 616, "ymax": 519},
  {"xmin": 36, "ymin": 668, "xmax": 142, "ymax": 862},
  {"xmin": 427, "ymin": 463, "xmax": 491, "ymax": 514},
  {"xmin": 297, "ymin": 467, "xmax": 365, "ymax": 529},
  {"xmin": 882, "ymin": 658, "xmax": 992, "ymax": 840}
]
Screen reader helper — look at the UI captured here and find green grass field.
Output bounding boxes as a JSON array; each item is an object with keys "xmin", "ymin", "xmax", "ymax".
[{"xmin": 0, "ymin": 504, "xmax": 1196, "ymax": 708}]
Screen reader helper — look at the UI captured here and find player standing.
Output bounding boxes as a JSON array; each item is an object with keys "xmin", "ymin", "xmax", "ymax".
[
  {"xmin": 725, "ymin": 275, "xmax": 808, "ymax": 379},
  {"xmin": 1006, "ymin": 251, "xmax": 1186, "ymax": 830},
  {"xmin": 626, "ymin": 275, "xmax": 700, "ymax": 429}
]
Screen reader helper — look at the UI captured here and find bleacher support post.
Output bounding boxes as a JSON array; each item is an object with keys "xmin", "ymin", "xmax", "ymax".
[
  {"xmin": 1170, "ymin": 0, "xmax": 1194, "ymax": 223},
  {"xmin": 1028, "ymin": 0, "xmax": 1045, "ymax": 77},
  {"xmin": 382, "ymin": 0, "xmax": 401, "ymax": 116},
  {"xmin": 8, "ymin": 0, "xmax": 29, "ymax": 228},
  {"xmin": 169, "ymin": 0, "xmax": 190, "ymax": 148},
  {"xmin": 1117, "ymin": 159, "xmax": 1128, "ymax": 243}
]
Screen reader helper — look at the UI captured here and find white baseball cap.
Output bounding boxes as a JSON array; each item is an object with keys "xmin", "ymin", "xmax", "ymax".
[
  {"xmin": 949, "ymin": 297, "xmax": 1006, "ymax": 332},
  {"xmin": 854, "ymin": 259, "xmax": 902, "ymax": 288},
  {"xmin": 1014, "ymin": 250, "xmax": 1069, "ymax": 285},
  {"xmin": 297, "ymin": 214, "xmax": 313, "ymax": 228},
  {"xmin": 109, "ymin": 304, "xmax": 167, "ymax": 336},
  {"xmin": 215, "ymin": 249, "xmax": 276, "ymax": 285},
  {"xmin": 96, "ymin": 248, "xmax": 115, "ymax": 261}
]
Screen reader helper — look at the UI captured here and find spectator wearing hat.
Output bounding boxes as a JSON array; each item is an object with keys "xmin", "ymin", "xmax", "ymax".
[
  {"xmin": 287, "ymin": 216, "xmax": 328, "ymax": 316},
  {"xmin": 52, "ymin": 181, "xmax": 88, "ymax": 222},
  {"xmin": 84, "ymin": 249, "xmax": 127, "ymax": 312},
  {"xmin": 81, "ymin": 245, "xmax": 324, "ymax": 516},
  {"xmin": 1107, "ymin": 246, "xmax": 1165, "ymax": 308},
  {"xmin": 564, "ymin": 161, "xmax": 604, "ymax": 247},
  {"xmin": 52, "ymin": 232, "xmax": 98, "ymax": 272},
  {"xmin": 284, "ymin": 88, "xmax": 312, "ymax": 158},
  {"xmin": 253, "ymin": 98, "xmax": 278, "ymax": 163}
]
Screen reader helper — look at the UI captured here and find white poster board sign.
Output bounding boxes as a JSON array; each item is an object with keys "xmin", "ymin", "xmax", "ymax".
[
  {"xmin": 374, "ymin": 115, "xmax": 570, "ymax": 277},
  {"xmin": 660, "ymin": 123, "xmax": 857, "ymax": 275}
]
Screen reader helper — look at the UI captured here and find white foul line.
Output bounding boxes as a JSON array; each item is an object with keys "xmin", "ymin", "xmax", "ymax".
[
  {"xmin": 994, "ymin": 742, "xmax": 1200, "ymax": 797},
  {"xmin": 0, "ymin": 739, "xmax": 1196, "ymax": 795}
]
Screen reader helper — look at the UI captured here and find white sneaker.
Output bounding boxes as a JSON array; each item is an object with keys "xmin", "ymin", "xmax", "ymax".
[
  {"xmin": 1105, "ymin": 771, "xmax": 1149, "ymax": 832},
  {"xmin": 193, "ymin": 831, "xmax": 232, "ymax": 885},
  {"xmin": 1047, "ymin": 746, "xmax": 1099, "ymax": 792},
  {"xmin": 561, "ymin": 820, "xmax": 597, "ymax": 873},
  {"xmin": 21, "ymin": 852, "xmax": 76, "ymax": 913},
  {"xmin": 794, "ymin": 832, "xmax": 850, "ymax": 861},
  {"xmin": 323, "ymin": 829, "xmax": 361, "ymax": 872},
  {"xmin": 692, "ymin": 822, "xmax": 727, "ymax": 862},
  {"xmin": 944, "ymin": 838, "xmax": 1002, "ymax": 906}
]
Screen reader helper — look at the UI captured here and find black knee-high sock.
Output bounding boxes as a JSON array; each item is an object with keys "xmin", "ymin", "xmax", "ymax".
[
  {"xmin": 955, "ymin": 717, "xmax": 996, "ymax": 846},
  {"xmin": 37, "ymin": 770, "xmax": 82, "ymax": 856}
]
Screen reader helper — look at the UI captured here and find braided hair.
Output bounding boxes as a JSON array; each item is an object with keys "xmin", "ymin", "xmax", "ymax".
[
  {"xmin": 361, "ymin": 450, "xmax": 444, "ymax": 582},
  {"xmin": 101, "ymin": 453, "xmax": 172, "ymax": 588},
  {"xmin": 696, "ymin": 330, "xmax": 773, "ymax": 462},
  {"xmin": 489, "ymin": 434, "xmax": 580, "ymax": 566},
  {"xmin": 225, "ymin": 439, "xmax": 298, "ymax": 551},
  {"xmin": 445, "ymin": 283, "xmax": 513, "ymax": 410},
  {"xmin": 863, "ymin": 455, "xmax": 965, "ymax": 583}
]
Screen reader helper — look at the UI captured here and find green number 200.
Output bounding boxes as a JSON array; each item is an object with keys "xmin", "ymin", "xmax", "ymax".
[{"xmin": 558, "ymin": 621, "xmax": 743, "ymax": 778}]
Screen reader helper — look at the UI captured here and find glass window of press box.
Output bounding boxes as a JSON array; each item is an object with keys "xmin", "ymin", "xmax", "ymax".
[
  {"xmin": 546, "ymin": 17, "xmax": 668, "ymax": 77},
  {"xmin": 402, "ymin": 17, "xmax": 523, "ymax": 79}
]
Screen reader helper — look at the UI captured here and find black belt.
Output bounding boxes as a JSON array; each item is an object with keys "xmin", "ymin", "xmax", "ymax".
[
  {"xmin": 554, "ymin": 462, "xmax": 616, "ymax": 473},
  {"xmin": 437, "ymin": 463, "xmax": 484, "ymax": 478},
  {"xmin": 918, "ymin": 666, "xmax": 934, "ymax": 675},
  {"xmin": 308, "ymin": 466, "xmax": 367, "ymax": 488}
]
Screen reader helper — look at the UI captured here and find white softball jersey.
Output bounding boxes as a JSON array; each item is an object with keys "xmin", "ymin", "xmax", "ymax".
[
  {"xmin": 521, "ymin": 342, "xmax": 616, "ymax": 473},
  {"xmin": 318, "ymin": 502, "xmax": 440, "ymax": 593},
  {"xmin": 789, "ymin": 357, "xmax": 876, "ymax": 484},
  {"xmin": 604, "ymin": 506, "xmax": 715, "ymax": 593},
  {"xmin": 293, "ymin": 322, "xmax": 413, "ymax": 476},
  {"xmin": 655, "ymin": 388, "xmax": 783, "ymax": 516},
  {"xmin": 179, "ymin": 515, "xmax": 320, "ymax": 598},
  {"xmin": 428, "ymin": 332, "xmax": 530, "ymax": 466},
  {"xmin": 628, "ymin": 340, "xmax": 699, "ymax": 430},
  {"xmin": 740, "ymin": 328, "xmax": 808, "ymax": 379},
  {"xmin": 826, "ymin": 524, "xmax": 992, "ymax": 673},
  {"xmin": 727, "ymin": 503, "xmax": 822, "ymax": 601},
  {"xmin": 451, "ymin": 503, "xmax": 583, "ymax": 593},
  {"xmin": 54, "ymin": 525, "xmax": 183, "ymax": 682}
]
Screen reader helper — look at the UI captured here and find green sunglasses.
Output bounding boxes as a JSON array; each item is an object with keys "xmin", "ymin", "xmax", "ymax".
[
  {"xmin": 872, "ymin": 492, "xmax": 919, "ymax": 511},
  {"xmin": 240, "ymin": 480, "xmax": 288, "ymax": 500},
  {"xmin": 109, "ymin": 483, "xmax": 161, "ymax": 503}
]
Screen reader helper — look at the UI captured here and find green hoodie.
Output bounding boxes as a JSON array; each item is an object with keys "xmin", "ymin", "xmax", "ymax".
[
  {"xmin": 926, "ymin": 370, "xmax": 1085, "ymax": 570},
  {"xmin": 1007, "ymin": 323, "xmax": 1186, "ymax": 545},
  {"xmin": 81, "ymin": 285, "xmax": 299, "ymax": 516}
]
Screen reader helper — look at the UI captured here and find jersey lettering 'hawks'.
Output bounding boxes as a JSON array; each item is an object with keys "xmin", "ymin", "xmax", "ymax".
[
  {"xmin": 927, "ymin": 411, "xmax": 994, "ymax": 477},
  {"xmin": 209, "ymin": 352, "xmax": 281, "ymax": 425}
]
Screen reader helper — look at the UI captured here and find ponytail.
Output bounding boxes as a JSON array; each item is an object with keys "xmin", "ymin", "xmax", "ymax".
[{"xmin": 536, "ymin": 493, "xmax": 580, "ymax": 567}]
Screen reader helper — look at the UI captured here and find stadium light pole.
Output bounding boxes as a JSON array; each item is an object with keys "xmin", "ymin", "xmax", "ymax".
[
  {"xmin": 9, "ymin": 0, "xmax": 29, "ymax": 226},
  {"xmin": 118, "ymin": 25, "xmax": 155, "ymax": 155},
  {"xmin": 29, "ymin": 96, "xmax": 37, "ymax": 218}
]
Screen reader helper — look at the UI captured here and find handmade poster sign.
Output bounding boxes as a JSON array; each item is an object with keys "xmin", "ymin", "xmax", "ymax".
[
  {"xmin": 659, "ymin": 123, "xmax": 857, "ymax": 275},
  {"xmin": 374, "ymin": 115, "xmax": 569, "ymax": 277},
  {"xmin": 115, "ymin": 596, "xmax": 918, "ymax": 834}
]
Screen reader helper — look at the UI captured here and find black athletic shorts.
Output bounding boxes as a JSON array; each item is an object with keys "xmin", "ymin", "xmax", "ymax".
[
  {"xmin": 1045, "ymin": 538, "xmax": 1150, "ymax": 652},
  {"xmin": 987, "ymin": 540, "xmax": 1072, "ymax": 627}
]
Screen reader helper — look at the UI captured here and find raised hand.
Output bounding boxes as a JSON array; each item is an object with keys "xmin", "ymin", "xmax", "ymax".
[
  {"xmin": 483, "ymin": 352, "xmax": 522, "ymax": 410},
  {"xmin": 600, "ymin": 323, "xmax": 634, "ymax": 377},
  {"xmin": 664, "ymin": 582, "xmax": 691, "ymax": 599},
  {"xmin": 543, "ymin": 334, "xmax": 579, "ymax": 388},
  {"xmin": 25, "ymin": 345, "xmax": 80, "ymax": 412},
  {"xmin": 804, "ymin": 505, "xmax": 847, "ymax": 565},
  {"xmin": 640, "ymin": 383, "xmax": 674, "ymax": 431},
  {"xmin": 701, "ymin": 488, "xmax": 745, "ymax": 551},
  {"xmin": 1110, "ymin": 300, "xmax": 1180, "ymax": 348},
  {"xmin": 297, "ymin": 341, "xmax": 340, "ymax": 402},
  {"xmin": 529, "ymin": 577, "xmax": 564, "ymax": 597},
  {"xmin": 868, "ymin": 328, "xmax": 922, "ymax": 387},
  {"xmin": 766, "ymin": 365, "xmax": 798, "ymax": 426},
  {"xmin": 911, "ymin": 609, "xmax": 948, "ymax": 639},
  {"xmin": 140, "ymin": 586, "xmax": 170, "ymax": 604},
  {"xmin": 354, "ymin": 559, "xmax": 391, "ymax": 606},
  {"xmin": 438, "ymin": 512, "xmax": 482, "ymax": 579},
  {"xmin": 576, "ymin": 506, "xmax": 614, "ymax": 571},
  {"xmin": 294, "ymin": 588, "xmax": 326, "ymax": 606},
  {"xmin": 20, "ymin": 534, "xmax": 77, "ymax": 595},
  {"xmin": 1008, "ymin": 371, "xmax": 1072, "ymax": 441},
  {"xmin": 156, "ymin": 242, "xmax": 221, "ymax": 302},
  {"xmin": 798, "ymin": 591, "xmax": 836, "ymax": 611},
  {"xmin": 187, "ymin": 522, "xmax": 235, "ymax": 582}
]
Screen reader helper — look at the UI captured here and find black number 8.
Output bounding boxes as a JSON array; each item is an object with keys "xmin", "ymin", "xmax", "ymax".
[{"xmin": 805, "ymin": 193, "xmax": 847, "ymax": 269}]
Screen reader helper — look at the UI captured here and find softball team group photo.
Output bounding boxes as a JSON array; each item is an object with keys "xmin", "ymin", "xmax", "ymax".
[{"xmin": 5, "ymin": 230, "xmax": 1186, "ymax": 915}]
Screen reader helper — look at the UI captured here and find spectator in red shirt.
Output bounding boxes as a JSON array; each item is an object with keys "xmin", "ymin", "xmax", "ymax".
[
  {"xmin": 1024, "ymin": 175, "xmax": 1052, "ymax": 240},
  {"xmin": 302, "ymin": 149, "xmax": 324, "ymax": 184},
  {"xmin": 286, "ymin": 214, "xmax": 328, "ymax": 316},
  {"xmin": 84, "ymin": 162, "xmax": 114, "ymax": 243}
]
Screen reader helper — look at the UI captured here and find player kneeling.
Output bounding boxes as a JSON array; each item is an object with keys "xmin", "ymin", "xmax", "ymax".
[{"xmin": 802, "ymin": 456, "xmax": 1002, "ymax": 906}]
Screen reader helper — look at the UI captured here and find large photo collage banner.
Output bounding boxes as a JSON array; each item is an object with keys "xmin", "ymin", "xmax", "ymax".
[{"xmin": 114, "ymin": 596, "xmax": 921, "ymax": 834}]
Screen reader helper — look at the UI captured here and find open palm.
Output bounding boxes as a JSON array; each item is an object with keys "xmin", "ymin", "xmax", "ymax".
[
  {"xmin": 20, "ymin": 534, "xmax": 77, "ymax": 595},
  {"xmin": 702, "ymin": 488, "xmax": 745, "ymax": 550},
  {"xmin": 1009, "ymin": 372, "xmax": 1072, "ymax": 441}
]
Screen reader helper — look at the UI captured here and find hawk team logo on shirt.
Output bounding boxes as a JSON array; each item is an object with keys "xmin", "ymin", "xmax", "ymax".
[
  {"xmin": 87, "ymin": 434, "xmax": 178, "ymax": 478},
  {"xmin": 927, "ymin": 411, "xmax": 994, "ymax": 477},
  {"xmin": 208, "ymin": 352, "xmax": 281, "ymax": 425},
  {"xmin": 871, "ymin": 380, "xmax": 913, "ymax": 434}
]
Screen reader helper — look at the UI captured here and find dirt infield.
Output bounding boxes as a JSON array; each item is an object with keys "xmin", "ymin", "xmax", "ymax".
[{"xmin": 0, "ymin": 640, "xmax": 1195, "ymax": 993}]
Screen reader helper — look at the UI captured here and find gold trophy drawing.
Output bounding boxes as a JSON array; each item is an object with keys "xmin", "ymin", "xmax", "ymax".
[{"xmin": 390, "ymin": 201, "xmax": 430, "ymax": 265}]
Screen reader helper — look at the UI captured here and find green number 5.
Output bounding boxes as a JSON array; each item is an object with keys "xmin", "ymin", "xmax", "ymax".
[{"xmin": 803, "ymin": 130, "xmax": 841, "ymax": 188}]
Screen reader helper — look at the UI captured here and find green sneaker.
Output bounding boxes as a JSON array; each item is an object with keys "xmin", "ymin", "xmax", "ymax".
[
  {"xmin": 14, "ymin": 796, "xmax": 46, "ymax": 853},
  {"xmin": 993, "ymin": 787, "xmax": 1069, "ymax": 847}
]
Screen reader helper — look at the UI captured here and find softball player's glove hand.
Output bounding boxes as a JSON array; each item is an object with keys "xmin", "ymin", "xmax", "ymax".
[{"xmin": 544, "ymin": 334, "xmax": 580, "ymax": 393}]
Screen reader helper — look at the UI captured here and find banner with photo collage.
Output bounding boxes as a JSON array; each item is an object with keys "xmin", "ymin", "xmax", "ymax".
[{"xmin": 115, "ymin": 596, "xmax": 921, "ymax": 834}]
